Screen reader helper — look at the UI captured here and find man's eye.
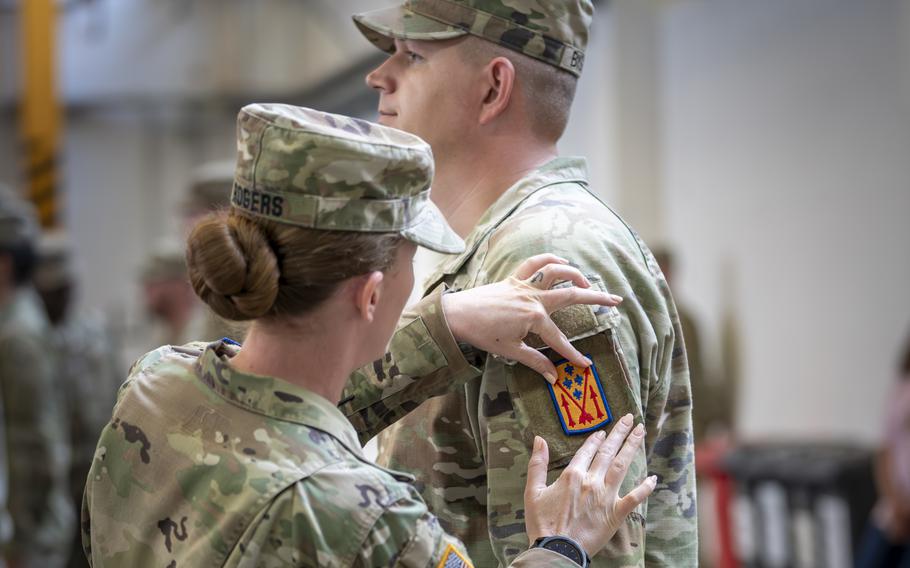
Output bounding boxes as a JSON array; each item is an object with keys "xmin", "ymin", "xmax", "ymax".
[{"xmin": 406, "ymin": 51, "xmax": 424, "ymax": 63}]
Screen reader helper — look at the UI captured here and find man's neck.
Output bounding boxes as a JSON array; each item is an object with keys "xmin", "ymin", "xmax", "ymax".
[{"xmin": 431, "ymin": 140, "xmax": 558, "ymax": 238}]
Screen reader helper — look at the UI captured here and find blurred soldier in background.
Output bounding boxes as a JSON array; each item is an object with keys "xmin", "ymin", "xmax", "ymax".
[
  {"xmin": 0, "ymin": 187, "xmax": 74, "ymax": 567},
  {"xmin": 32, "ymin": 233, "xmax": 122, "ymax": 568},
  {"xmin": 139, "ymin": 240, "xmax": 197, "ymax": 348},
  {"xmin": 180, "ymin": 160, "xmax": 234, "ymax": 235},
  {"xmin": 653, "ymin": 247, "xmax": 737, "ymax": 443}
]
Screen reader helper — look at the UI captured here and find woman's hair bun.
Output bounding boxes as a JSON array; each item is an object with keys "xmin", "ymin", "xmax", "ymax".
[{"xmin": 186, "ymin": 213, "xmax": 279, "ymax": 321}]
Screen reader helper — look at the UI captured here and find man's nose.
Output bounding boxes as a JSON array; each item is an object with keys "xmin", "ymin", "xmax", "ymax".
[{"xmin": 365, "ymin": 57, "xmax": 397, "ymax": 93}]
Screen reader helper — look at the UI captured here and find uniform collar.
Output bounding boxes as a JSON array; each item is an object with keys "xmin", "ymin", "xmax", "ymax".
[
  {"xmin": 195, "ymin": 340, "xmax": 364, "ymax": 457},
  {"xmin": 424, "ymin": 156, "xmax": 588, "ymax": 291}
]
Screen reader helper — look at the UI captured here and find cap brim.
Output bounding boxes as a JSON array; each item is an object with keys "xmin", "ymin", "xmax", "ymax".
[
  {"xmin": 353, "ymin": 5, "xmax": 468, "ymax": 53},
  {"xmin": 401, "ymin": 198, "xmax": 464, "ymax": 254}
]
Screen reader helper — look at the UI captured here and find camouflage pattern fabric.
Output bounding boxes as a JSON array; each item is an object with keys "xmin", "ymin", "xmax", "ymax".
[
  {"xmin": 48, "ymin": 315, "xmax": 123, "ymax": 568},
  {"xmin": 353, "ymin": 0, "xmax": 594, "ymax": 77},
  {"xmin": 82, "ymin": 341, "xmax": 577, "ymax": 567},
  {"xmin": 232, "ymin": 104, "xmax": 464, "ymax": 254},
  {"xmin": 0, "ymin": 288, "xmax": 74, "ymax": 566},
  {"xmin": 341, "ymin": 157, "xmax": 698, "ymax": 567}
]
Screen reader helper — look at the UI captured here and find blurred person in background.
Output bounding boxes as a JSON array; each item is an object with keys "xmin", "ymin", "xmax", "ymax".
[
  {"xmin": 653, "ymin": 247, "xmax": 736, "ymax": 444},
  {"xmin": 180, "ymin": 160, "xmax": 234, "ymax": 235},
  {"xmin": 32, "ymin": 233, "xmax": 122, "ymax": 568},
  {"xmin": 82, "ymin": 104, "xmax": 652, "ymax": 568},
  {"xmin": 341, "ymin": 1, "xmax": 697, "ymax": 565},
  {"xmin": 0, "ymin": 187, "xmax": 74, "ymax": 567},
  {"xmin": 857, "ymin": 328, "xmax": 910, "ymax": 567},
  {"xmin": 138, "ymin": 240, "xmax": 199, "ymax": 348}
]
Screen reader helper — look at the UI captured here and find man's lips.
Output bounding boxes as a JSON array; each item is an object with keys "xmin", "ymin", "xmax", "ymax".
[{"xmin": 378, "ymin": 110, "xmax": 397, "ymax": 117}]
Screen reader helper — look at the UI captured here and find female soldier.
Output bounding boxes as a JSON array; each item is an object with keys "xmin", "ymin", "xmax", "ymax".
[{"xmin": 82, "ymin": 104, "xmax": 655, "ymax": 567}]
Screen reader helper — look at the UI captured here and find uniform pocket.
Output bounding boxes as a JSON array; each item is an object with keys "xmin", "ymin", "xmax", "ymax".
[{"xmin": 505, "ymin": 278, "xmax": 642, "ymax": 470}]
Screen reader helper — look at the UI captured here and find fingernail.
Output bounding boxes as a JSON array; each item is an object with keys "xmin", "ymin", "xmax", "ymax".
[
  {"xmin": 621, "ymin": 414, "xmax": 633, "ymax": 426},
  {"xmin": 534, "ymin": 436, "xmax": 542, "ymax": 451},
  {"xmin": 557, "ymin": 257, "xmax": 569, "ymax": 263},
  {"xmin": 610, "ymin": 294, "xmax": 623, "ymax": 303},
  {"xmin": 544, "ymin": 372, "xmax": 557, "ymax": 384},
  {"xmin": 583, "ymin": 357, "xmax": 593, "ymax": 367},
  {"xmin": 648, "ymin": 475, "xmax": 658, "ymax": 486},
  {"xmin": 596, "ymin": 430, "xmax": 607, "ymax": 439},
  {"xmin": 634, "ymin": 423, "xmax": 645, "ymax": 435}
]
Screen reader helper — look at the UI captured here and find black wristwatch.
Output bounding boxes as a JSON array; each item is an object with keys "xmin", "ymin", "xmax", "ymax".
[{"xmin": 530, "ymin": 535, "xmax": 591, "ymax": 567}]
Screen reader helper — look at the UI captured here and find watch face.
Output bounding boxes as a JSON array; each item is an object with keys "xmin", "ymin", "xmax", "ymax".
[{"xmin": 544, "ymin": 539, "xmax": 584, "ymax": 563}]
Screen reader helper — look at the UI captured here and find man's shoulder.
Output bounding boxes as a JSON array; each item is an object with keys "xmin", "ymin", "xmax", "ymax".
[{"xmin": 483, "ymin": 184, "xmax": 659, "ymax": 282}]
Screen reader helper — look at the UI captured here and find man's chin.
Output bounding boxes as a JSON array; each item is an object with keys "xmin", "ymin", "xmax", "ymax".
[{"xmin": 377, "ymin": 114, "xmax": 397, "ymax": 126}]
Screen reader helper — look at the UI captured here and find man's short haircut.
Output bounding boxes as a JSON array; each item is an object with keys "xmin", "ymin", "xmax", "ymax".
[{"xmin": 457, "ymin": 36, "xmax": 578, "ymax": 142}]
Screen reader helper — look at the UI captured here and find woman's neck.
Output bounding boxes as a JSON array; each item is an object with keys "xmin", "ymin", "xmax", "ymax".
[{"xmin": 228, "ymin": 318, "xmax": 355, "ymax": 404}]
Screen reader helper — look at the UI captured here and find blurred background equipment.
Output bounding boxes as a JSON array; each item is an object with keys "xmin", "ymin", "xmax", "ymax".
[{"xmin": 19, "ymin": 0, "xmax": 62, "ymax": 228}]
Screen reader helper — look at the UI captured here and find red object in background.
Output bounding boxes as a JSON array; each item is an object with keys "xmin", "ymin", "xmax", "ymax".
[{"xmin": 697, "ymin": 439, "xmax": 738, "ymax": 568}]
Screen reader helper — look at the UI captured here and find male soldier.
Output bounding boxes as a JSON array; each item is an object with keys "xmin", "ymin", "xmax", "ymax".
[
  {"xmin": 32, "ymin": 233, "xmax": 121, "ymax": 568},
  {"xmin": 180, "ymin": 159, "xmax": 234, "ymax": 235},
  {"xmin": 340, "ymin": 1, "xmax": 697, "ymax": 566},
  {"xmin": 0, "ymin": 188, "xmax": 74, "ymax": 567}
]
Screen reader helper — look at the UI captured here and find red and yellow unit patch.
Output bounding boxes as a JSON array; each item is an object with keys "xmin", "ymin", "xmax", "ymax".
[{"xmin": 547, "ymin": 357, "xmax": 613, "ymax": 435}]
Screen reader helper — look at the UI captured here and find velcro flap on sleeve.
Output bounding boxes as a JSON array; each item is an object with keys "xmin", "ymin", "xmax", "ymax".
[{"xmin": 523, "ymin": 275, "xmax": 621, "ymax": 350}]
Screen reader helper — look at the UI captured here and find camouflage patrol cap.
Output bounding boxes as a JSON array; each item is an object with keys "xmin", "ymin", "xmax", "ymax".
[
  {"xmin": 353, "ymin": 0, "xmax": 594, "ymax": 77},
  {"xmin": 141, "ymin": 239, "xmax": 187, "ymax": 284},
  {"xmin": 0, "ymin": 185, "xmax": 39, "ymax": 247},
  {"xmin": 231, "ymin": 103, "xmax": 463, "ymax": 254},
  {"xmin": 183, "ymin": 160, "xmax": 234, "ymax": 214},
  {"xmin": 34, "ymin": 231, "xmax": 75, "ymax": 290}
]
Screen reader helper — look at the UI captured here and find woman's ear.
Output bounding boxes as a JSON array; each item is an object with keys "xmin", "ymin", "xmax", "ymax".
[
  {"xmin": 478, "ymin": 56, "xmax": 516, "ymax": 126},
  {"xmin": 354, "ymin": 271, "xmax": 385, "ymax": 323}
]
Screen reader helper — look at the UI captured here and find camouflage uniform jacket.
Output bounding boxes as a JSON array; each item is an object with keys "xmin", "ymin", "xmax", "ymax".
[
  {"xmin": 341, "ymin": 157, "xmax": 698, "ymax": 567},
  {"xmin": 82, "ymin": 340, "xmax": 576, "ymax": 568},
  {"xmin": 0, "ymin": 287, "xmax": 74, "ymax": 565}
]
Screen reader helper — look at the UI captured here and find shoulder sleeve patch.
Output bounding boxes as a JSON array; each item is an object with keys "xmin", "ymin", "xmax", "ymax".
[
  {"xmin": 436, "ymin": 543, "xmax": 473, "ymax": 568},
  {"xmin": 547, "ymin": 358, "xmax": 613, "ymax": 435}
]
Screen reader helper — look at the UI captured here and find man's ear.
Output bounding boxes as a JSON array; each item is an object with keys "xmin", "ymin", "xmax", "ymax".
[
  {"xmin": 479, "ymin": 56, "xmax": 516, "ymax": 126},
  {"xmin": 355, "ymin": 271, "xmax": 385, "ymax": 323}
]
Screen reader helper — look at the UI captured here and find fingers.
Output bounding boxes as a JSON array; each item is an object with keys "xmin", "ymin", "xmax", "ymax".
[
  {"xmin": 588, "ymin": 414, "xmax": 634, "ymax": 479},
  {"xmin": 533, "ymin": 318, "xmax": 590, "ymax": 369},
  {"xmin": 525, "ymin": 436, "xmax": 550, "ymax": 496},
  {"xmin": 526, "ymin": 264, "xmax": 590, "ymax": 290},
  {"xmin": 616, "ymin": 475, "xmax": 657, "ymax": 520},
  {"xmin": 508, "ymin": 343, "xmax": 559, "ymax": 383},
  {"xmin": 540, "ymin": 287, "xmax": 623, "ymax": 314},
  {"xmin": 565, "ymin": 430, "xmax": 607, "ymax": 473},
  {"xmin": 513, "ymin": 254, "xmax": 570, "ymax": 280},
  {"xmin": 603, "ymin": 423, "xmax": 646, "ymax": 491}
]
